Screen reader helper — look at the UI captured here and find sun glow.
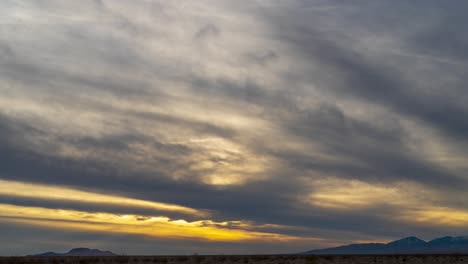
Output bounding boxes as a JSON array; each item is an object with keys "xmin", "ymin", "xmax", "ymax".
[{"xmin": 185, "ymin": 137, "xmax": 270, "ymax": 186}]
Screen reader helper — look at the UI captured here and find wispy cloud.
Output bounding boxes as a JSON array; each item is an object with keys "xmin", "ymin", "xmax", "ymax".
[
  {"xmin": 0, "ymin": 180, "xmax": 205, "ymax": 216},
  {"xmin": 1, "ymin": 0, "xmax": 468, "ymax": 255}
]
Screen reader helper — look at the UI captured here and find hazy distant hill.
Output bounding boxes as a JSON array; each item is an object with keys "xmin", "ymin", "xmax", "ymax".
[
  {"xmin": 302, "ymin": 236, "xmax": 468, "ymax": 254},
  {"xmin": 33, "ymin": 248, "xmax": 116, "ymax": 257}
]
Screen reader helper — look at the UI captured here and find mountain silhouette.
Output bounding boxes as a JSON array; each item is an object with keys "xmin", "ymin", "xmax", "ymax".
[
  {"xmin": 33, "ymin": 248, "xmax": 116, "ymax": 257},
  {"xmin": 302, "ymin": 236, "xmax": 468, "ymax": 254}
]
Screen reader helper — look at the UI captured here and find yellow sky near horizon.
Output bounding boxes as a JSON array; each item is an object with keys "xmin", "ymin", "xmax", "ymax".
[
  {"xmin": 1, "ymin": 178, "xmax": 467, "ymax": 247},
  {"xmin": 0, "ymin": 203, "xmax": 304, "ymax": 242},
  {"xmin": 0, "ymin": 179, "xmax": 305, "ymax": 242}
]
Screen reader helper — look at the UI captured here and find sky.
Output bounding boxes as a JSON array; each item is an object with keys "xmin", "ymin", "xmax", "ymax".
[{"xmin": 1, "ymin": 0, "xmax": 468, "ymax": 256}]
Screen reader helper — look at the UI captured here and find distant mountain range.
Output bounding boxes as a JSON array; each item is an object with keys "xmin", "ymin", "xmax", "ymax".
[
  {"xmin": 33, "ymin": 248, "xmax": 116, "ymax": 257},
  {"xmin": 302, "ymin": 236, "xmax": 468, "ymax": 255}
]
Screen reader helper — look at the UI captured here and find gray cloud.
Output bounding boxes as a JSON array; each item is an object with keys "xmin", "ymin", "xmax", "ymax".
[
  {"xmin": 1, "ymin": 0, "xmax": 468, "ymax": 255},
  {"xmin": 195, "ymin": 24, "xmax": 221, "ymax": 39}
]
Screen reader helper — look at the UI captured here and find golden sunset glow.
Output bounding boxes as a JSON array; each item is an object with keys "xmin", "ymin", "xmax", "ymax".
[
  {"xmin": 309, "ymin": 179, "xmax": 401, "ymax": 209},
  {"xmin": 0, "ymin": 203, "xmax": 299, "ymax": 242},
  {"xmin": 397, "ymin": 207, "xmax": 468, "ymax": 227},
  {"xmin": 308, "ymin": 178, "xmax": 468, "ymax": 227},
  {"xmin": 0, "ymin": 180, "xmax": 204, "ymax": 216}
]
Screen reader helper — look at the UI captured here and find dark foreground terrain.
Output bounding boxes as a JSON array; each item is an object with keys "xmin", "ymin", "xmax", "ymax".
[{"xmin": 1, "ymin": 255, "xmax": 468, "ymax": 264}]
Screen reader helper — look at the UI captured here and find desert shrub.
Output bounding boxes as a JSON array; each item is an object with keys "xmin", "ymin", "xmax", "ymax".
[
  {"xmin": 230, "ymin": 256, "xmax": 241, "ymax": 262},
  {"xmin": 175, "ymin": 256, "xmax": 189, "ymax": 262},
  {"xmin": 216, "ymin": 256, "xmax": 227, "ymax": 262},
  {"xmin": 158, "ymin": 257, "xmax": 168, "ymax": 263},
  {"xmin": 305, "ymin": 255, "xmax": 318, "ymax": 264},
  {"xmin": 116, "ymin": 256, "xmax": 130, "ymax": 264},
  {"xmin": 89, "ymin": 258, "xmax": 101, "ymax": 263},
  {"xmin": 251, "ymin": 255, "xmax": 269, "ymax": 261},
  {"xmin": 190, "ymin": 255, "xmax": 204, "ymax": 264},
  {"xmin": 283, "ymin": 255, "xmax": 296, "ymax": 261}
]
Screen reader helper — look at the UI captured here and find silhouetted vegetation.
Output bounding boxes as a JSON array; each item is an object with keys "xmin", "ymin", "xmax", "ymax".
[{"xmin": 1, "ymin": 254, "xmax": 468, "ymax": 264}]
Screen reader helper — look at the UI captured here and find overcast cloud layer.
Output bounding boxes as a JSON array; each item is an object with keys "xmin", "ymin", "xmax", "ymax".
[{"xmin": 1, "ymin": 0, "xmax": 468, "ymax": 256}]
